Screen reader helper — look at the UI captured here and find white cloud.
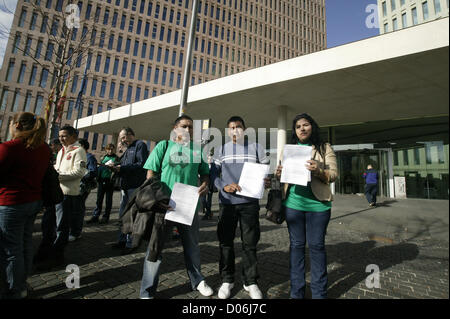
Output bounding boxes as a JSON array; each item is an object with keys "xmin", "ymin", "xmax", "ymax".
[{"xmin": 0, "ymin": 0, "xmax": 18, "ymax": 68}]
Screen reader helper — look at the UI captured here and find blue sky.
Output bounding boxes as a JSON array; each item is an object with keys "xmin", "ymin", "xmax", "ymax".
[{"xmin": 0, "ymin": 0, "xmax": 380, "ymax": 68}]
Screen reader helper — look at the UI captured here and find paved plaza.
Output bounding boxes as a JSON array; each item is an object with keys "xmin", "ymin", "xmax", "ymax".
[{"xmin": 27, "ymin": 191, "xmax": 449, "ymax": 299}]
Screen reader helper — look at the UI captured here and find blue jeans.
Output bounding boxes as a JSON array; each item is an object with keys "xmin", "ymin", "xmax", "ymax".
[
  {"xmin": 285, "ymin": 206, "xmax": 331, "ymax": 299},
  {"xmin": 140, "ymin": 213, "xmax": 204, "ymax": 298},
  {"xmin": 117, "ymin": 188, "xmax": 136, "ymax": 248},
  {"xmin": 0, "ymin": 201, "xmax": 42, "ymax": 298}
]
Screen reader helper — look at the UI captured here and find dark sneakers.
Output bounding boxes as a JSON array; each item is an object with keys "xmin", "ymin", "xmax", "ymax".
[
  {"xmin": 86, "ymin": 216, "xmax": 99, "ymax": 224},
  {"xmin": 99, "ymin": 216, "xmax": 109, "ymax": 224}
]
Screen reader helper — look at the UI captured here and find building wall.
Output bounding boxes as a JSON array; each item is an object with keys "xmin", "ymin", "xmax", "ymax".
[
  {"xmin": 378, "ymin": 0, "xmax": 449, "ymax": 33},
  {"xmin": 0, "ymin": 0, "xmax": 326, "ymax": 159},
  {"xmin": 392, "ymin": 143, "xmax": 449, "ymax": 199}
]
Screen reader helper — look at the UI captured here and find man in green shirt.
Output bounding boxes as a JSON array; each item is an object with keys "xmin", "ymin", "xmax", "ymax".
[{"xmin": 139, "ymin": 115, "xmax": 213, "ymax": 299}]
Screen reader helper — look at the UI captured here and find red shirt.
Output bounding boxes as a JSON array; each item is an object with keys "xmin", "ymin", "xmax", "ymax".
[{"xmin": 0, "ymin": 139, "xmax": 51, "ymax": 206}]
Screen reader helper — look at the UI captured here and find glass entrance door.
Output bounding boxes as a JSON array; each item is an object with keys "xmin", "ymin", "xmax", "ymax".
[{"xmin": 335, "ymin": 149, "xmax": 388, "ymax": 196}]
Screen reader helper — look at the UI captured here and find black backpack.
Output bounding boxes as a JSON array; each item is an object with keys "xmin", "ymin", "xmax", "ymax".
[{"xmin": 42, "ymin": 160, "xmax": 64, "ymax": 207}]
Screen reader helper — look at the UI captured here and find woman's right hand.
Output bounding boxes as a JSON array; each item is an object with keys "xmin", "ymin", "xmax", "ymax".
[{"xmin": 275, "ymin": 165, "xmax": 283, "ymax": 180}]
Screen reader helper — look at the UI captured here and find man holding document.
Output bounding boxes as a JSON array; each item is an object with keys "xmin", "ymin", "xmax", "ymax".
[
  {"xmin": 139, "ymin": 115, "xmax": 214, "ymax": 299},
  {"xmin": 210, "ymin": 116, "xmax": 269, "ymax": 299}
]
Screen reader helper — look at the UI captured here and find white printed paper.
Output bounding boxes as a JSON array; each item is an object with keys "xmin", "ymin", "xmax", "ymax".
[
  {"xmin": 236, "ymin": 162, "xmax": 270, "ymax": 199},
  {"xmin": 164, "ymin": 182, "xmax": 199, "ymax": 226},
  {"xmin": 280, "ymin": 145, "xmax": 312, "ymax": 186}
]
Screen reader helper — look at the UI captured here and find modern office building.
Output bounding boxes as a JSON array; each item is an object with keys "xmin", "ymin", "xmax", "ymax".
[
  {"xmin": 378, "ymin": 0, "xmax": 449, "ymax": 33},
  {"xmin": 0, "ymin": 0, "xmax": 326, "ymax": 157}
]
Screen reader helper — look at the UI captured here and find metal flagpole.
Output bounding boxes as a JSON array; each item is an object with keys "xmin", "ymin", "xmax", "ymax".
[{"xmin": 178, "ymin": 0, "xmax": 199, "ymax": 116}]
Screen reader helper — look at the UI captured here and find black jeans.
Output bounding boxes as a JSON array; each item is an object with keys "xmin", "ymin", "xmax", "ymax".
[
  {"xmin": 217, "ymin": 201, "xmax": 260, "ymax": 286},
  {"xmin": 365, "ymin": 184, "xmax": 378, "ymax": 204},
  {"xmin": 93, "ymin": 179, "xmax": 114, "ymax": 219}
]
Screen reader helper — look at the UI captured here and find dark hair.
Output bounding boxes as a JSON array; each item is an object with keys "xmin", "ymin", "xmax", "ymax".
[
  {"xmin": 173, "ymin": 114, "xmax": 193, "ymax": 126},
  {"xmin": 60, "ymin": 125, "xmax": 78, "ymax": 137},
  {"xmin": 291, "ymin": 113, "xmax": 324, "ymax": 156},
  {"xmin": 12, "ymin": 112, "xmax": 46, "ymax": 149},
  {"xmin": 120, "ymin": 127, "xmax": 135, "ymax": 136},
  {"xmin": 227, "ymin": 116, "xmax": 246, "ymax": 129},
  {"xmin": 78, "ymin": 138, "xmax": 90, "ymax": 150},
  {"xmin": 50, "ymin": 138, "xmax": 61, "ymax": 146},
  {"xmin": 105, "ymin": 143, "xmax": 115, "ymax": 150}
]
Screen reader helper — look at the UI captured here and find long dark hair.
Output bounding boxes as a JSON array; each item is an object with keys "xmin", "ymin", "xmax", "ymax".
[{"xmin": 291, "ymin": 113, "xmax": 325, "ymax": 157}]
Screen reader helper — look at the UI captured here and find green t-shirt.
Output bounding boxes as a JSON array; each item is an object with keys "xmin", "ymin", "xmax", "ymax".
[
  {"xmin": 143, "ymin": 140, "xmax": 209, "ymax": 191},
  {"xmin": 283, "ymin": 142, "xmax": 332, "ymax": 212},
  {"xmin": 100, "ymin": 155, "xmax": 117, "ymax": 179}
]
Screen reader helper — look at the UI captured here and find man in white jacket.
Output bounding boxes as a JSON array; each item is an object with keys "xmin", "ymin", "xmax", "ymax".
[{"xmin": 52, "ymin": 125, "xmax": 87, "ymax": 264}]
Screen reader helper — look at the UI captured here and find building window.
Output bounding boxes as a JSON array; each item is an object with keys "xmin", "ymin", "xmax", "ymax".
[
  {"xmin": 392, "ymin": 18, "xmax": 398, "ymax": 30},
  {"xmin": 11, "ymin": 91, "xmax": 20, "ymax": 112},
  {"xmin": 104, "ymin": 57, "xmax": 110, "ymax": 74},
  {"xmin": 92, "ymin": 133, "xmax": 99, "ymax": 150},
  {"xmin": 90, "ymin": 79, "xmax": 97, "ymax": 96},
  {"xmin": 422, "ymin": 1, "xmax": 429, "ymax": 20},
  {"xmin": 146, "ymin": 66, "xmax": 152, "ymax": 82},
  {"xmin": 118, "ymin": 84, "xmax": 124, "ymax": 101},
  {"xmin": 402, "ymin": 12, "xmax": 407, "ymax": 27},
  {"xmin": 434, "ymin": 0, "xmax": 441, "ymax": 13},
  {"xmin": 29, "ymin": 65, "xmax": 37, "ymax": 85},
  {"xmin": 113, "ymin": 58, "xmax": 119, "ymax": 75},
  {"xmin": 403, "ymin": 149, "xmax": 409, "ymax": 165},
  {"xmin": 100, "ymin": 80, "xmax": 106, "ymax": 98},
  {"xmin": 17, "ymin": 63, "xmax": 26, "ymax": 83},
  {"xmin": 393, "ymin": 150, "xmax": 399, "ymax": 166},
  {"xmin": 130, "ymin": 62, "xmax": 136, "ymax": 79},
  {"xmin": 87, "ymin": 102, "xmax": 93, "ymax": 116},
  {"xmin": 109, "ymin": 82, "xmax": 116, "ymax": 99},
  {"xmin": 19, "ymin": 9, "xmax": 27, "ymax": 27},
  {"xmin": 412, "ymin": 7, "xmax": 418, "ymax": 25},
  {"xmin": 121, "ymin": 60, "xmax": 128, "ymax": 77},
  {"xmin": 126, "ymin": 85, "xmax": 132, "ymax": 102},
  {"xmin": 414, "ymin": 148, "xmax": 420, "ymax": 165},
  {"xmin": 24, "ymin": 92, "xmax": 32, "ymax": 112},
  {"xmin": 35, "ymin": 95, "xmax": 43, "ymax": 115},
  {"xmin": 391, "ymin": 0, "xmax": 396, "ymax": 11},
  {"xmin": 40, "ymin": 68, "xmax": 49, "ymax": 88},
  {"xmin": 67, "ymin": 100, "xmax": 74, "ymax": 120}
]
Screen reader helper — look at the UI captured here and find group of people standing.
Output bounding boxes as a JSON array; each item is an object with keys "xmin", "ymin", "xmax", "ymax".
[{"xmin": 1, "ymin": 110, "xmax": 347, "ymax": 300}]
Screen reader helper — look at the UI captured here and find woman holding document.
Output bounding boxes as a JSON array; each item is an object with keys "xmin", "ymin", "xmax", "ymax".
[{"xmin": 275, "ymin": 113, "xmax": 337, "ymax": 299}]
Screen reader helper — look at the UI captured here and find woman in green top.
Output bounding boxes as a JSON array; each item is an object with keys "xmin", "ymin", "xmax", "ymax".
[{"xmin": 276, "ymin": 113, "xmax": 338, "ymax": 299}]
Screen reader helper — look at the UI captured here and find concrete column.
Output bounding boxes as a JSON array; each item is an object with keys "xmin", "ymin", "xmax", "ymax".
[{"xmin": 277, "ymin": 105, "xmax": 288, "ymax": 164}]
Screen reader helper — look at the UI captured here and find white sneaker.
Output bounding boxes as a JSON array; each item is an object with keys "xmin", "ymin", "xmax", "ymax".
[
  {"xmin": 196, "ymin": 280, "xmax": 214, "ymax": 297},
  {"xmin": 218, "ymin": 282, "xmax": 234, "ymax": 299},
  {"xmin": 243, "ymin": 284, "xmax": 263, "ymax": 299},
  {"xmin": 68, "ymin": 235, "xmax": 80, "ymax": 242}
]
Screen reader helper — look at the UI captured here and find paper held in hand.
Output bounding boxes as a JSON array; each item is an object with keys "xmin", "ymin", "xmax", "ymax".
[
  {"xmin": 280, "ymin": 144, "xmax": 312, "ymax": 186},
  {"xmin": 164, "ymin": 182, "xmax": 199, "ymax": 226},
  {"xmin": 236, "ymin": 162, "xmax": 270, "ymax": 199}
]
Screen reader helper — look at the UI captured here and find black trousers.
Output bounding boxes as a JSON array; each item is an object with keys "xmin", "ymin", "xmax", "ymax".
[
  {"xmin": 217, "ymin": 202, "xmax": 260, "ymax": 286},
  {"xmin": 365, "ymin": 184, "xmax": 378, "ymax": 204}
]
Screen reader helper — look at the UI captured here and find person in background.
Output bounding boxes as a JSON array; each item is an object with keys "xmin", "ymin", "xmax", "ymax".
[
  {"xmin": 110, "ymin": 127, "xmax": 148, "ymax": 254},
  {"xmin": 88, "ymin": 144, "xmax": 119, "ymax": 224},
  {"xmin": 0, "ymin": 112, "xmax": 50, "ymax": 299},
  {"xmin": 363, "ymin": 164, "xmax": 379, "ymax": 207},
  {"xmin": 72, "ymin": 138, "xmax": 98, "ymax": 241},
  {"xmin": 275, "ymin": 113, "xmax": 337, "ymax": 299},
  {"xmin": 49, "ymin": 138, "xmax": 62, "ymax": 164}
]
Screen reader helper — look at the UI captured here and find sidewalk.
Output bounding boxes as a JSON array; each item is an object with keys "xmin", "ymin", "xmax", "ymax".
[{"xmin": 27, "ymin": 192, "xmax": 449, "ymax": 299}]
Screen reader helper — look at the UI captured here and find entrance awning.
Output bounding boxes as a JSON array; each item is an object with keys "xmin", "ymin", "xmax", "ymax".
[{"xmin": 75, "ymin": 18, "xmax": 449, "ymax": 141}]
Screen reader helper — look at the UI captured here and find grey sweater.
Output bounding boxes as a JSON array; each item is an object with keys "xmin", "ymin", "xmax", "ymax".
[{"xmin": 211, "ymin": 141, "xmax": 269, "ymax": 205}]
